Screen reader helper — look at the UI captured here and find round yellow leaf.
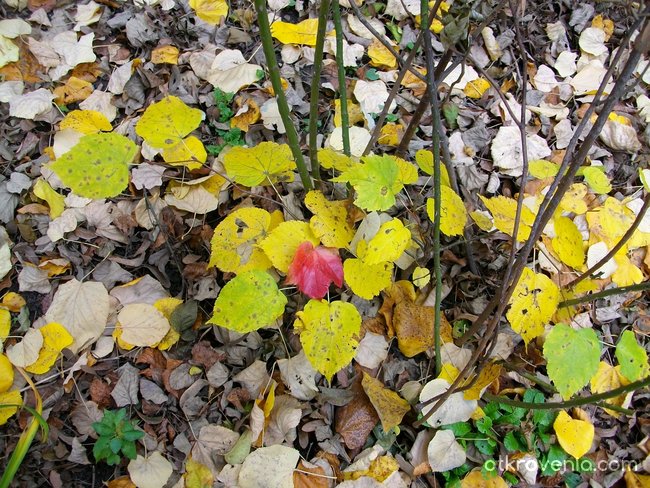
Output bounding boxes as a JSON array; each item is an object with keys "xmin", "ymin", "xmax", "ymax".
[
  {"xmin": 135, "ymin": 96, "xmax": 204, "ymax": 149},
  {"xmin": 553, "ymin": 410, "xmax": 594, "ymax": 459},
  {"xmin": 412, "ymin": 266, "xmax": 430, "ymax": 288},
  {"xmin": 270, "ymin": 19, "xmax": 320, "ymax": 46},
  {"xmin": 162, "ymin": 135, "xmax": 207, "ymax": 170},
  {"xmin": 151, "ymin": 45, "xmax": 179, "ymax": 65},
  {"xmin": 223, "ymin": 142, "xmax": 296, "ymax": 187},
  {"xmin": 551, "ymin": 216, "xmax": 585, "ymax": 269},
  {"xmin": 461, "ymin": 470, "xmax": 508, "ymax": 488},
  {"xmin": 189, "ymin": 0, "xmax": 228, "ymax": 24},
  {"xmin": 344, "ymin": 258, "xmax": 393, "ymax": 300},
  {"xmin": 368, "ymin": 39, "xmax": 398, "ymax": 70},
  {"xmin": 60, "ymin": 110, "xmax": 112, "ymax": 134},
  {"xmin": 463, "ymin": 78, "xmax": 491, "ymax": 99},
  {"xmin": 208, "ymin": 207, "xmax": 272, "ymax": 273},
  {"xmin": 364, "ymin": 219, "xmax": 411, "ymax": 265},
  {"xmin": 305, "ymin": 190, "xmax": 354, "ymax": 248}
]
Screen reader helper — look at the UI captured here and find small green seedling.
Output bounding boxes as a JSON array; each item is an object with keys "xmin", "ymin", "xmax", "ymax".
[
  {"xmin": 92, "ymin": 408, "xmax": 144, "ymax": 466},
  {"xmin": 213, "ymin": 88, "xmax": 236, "ymax": 122}
]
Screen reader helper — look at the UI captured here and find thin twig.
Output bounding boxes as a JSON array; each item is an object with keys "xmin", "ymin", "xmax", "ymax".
[
  {"xmin": 332, "ymin": 0, "xmax": 350, "ymax": 156},
  {"xmin": 558, "ymin": 281, "xmax": 650, "ymax": 308}
]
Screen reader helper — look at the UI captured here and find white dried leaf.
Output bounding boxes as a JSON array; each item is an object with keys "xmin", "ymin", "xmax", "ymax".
[
  {"xmin": 107, "ymin": 60, "xmax": 134, "ymax": 95},
  {"xmin": 324, "ymin": 37, "xmax": 364, "ymax": 67},
  {"xmin": 427, "ymin": 430, "xmax": 466, "ymax": 472},
  {"xmin": 233, "ymin": 360, "xmax": 269, "ymax": 398},
  {"xmin": 164, "ymin": 174, "xmax": 222, "ymax": 214},
  {"xmin": 491, "ymin": 126, "xmax": 551, "ymax": 177},
  {"xmin": 554, "ymin": 119, "xmax": 573, "ymax": 149},
  {"xmin": 637, "ymin": 94, "xmax": 650, "ymax": 123},
  {"xmin": 53, "ymin": 128, "xmax": 84, "ymax": 159},
  {"xmin": 0, "ymin": 80, "xmax": 23, "ymax": 102},
  {"xmin": 481, "ymin": 27, "xmax": 502, "ymax": 61},
  {"xmin": 79, "ymin": 90, "xmax": 117, "ymax": 122},
  {"xmin": 128, "ymin": 452, "xmax": 173, "ymax": 488},
  {"xmin": 280, "ymin": 44, "xmax": 301, "ymax": 64},
  {"xmin": 587, "ymin": 242, "xmax": 617, "ymax": 279},
  {"xmin": 264, "ymin": 395, "xmax": 302, "ymax": 446},
  {"xmin": 52, "ymin": 31, "xmax": 96, "ymax": 68},
  {"xmin": 268, "ymin": 0, "xmax": 290, "ymax": 9},
  {"xmin": 0, "ymin": 36, "xmax": 18, "ymax": 69},
  {"xmin": 118, "ymin": 303, "xmax": 170, "ymax": 347},
  {"xmin": 353, "ymin": 79, "xmax": 393, "ymax": 115},
  {"xmin": 47, "ymin": 209, "xmax": 80, "ymax": 242},
  {"xmin": 92, "ymin": 336, "xmax": 114, "ymax": 358},
  {"xmin": 419, "ymin": 378, "xmax": 477, "ymax": 427},
  {"xmin": 599, "ymin": 119, "xmax": 641, "ymax": 152},
  {"xmin": 278, "ymin": 350, "xmax": 319, "ymax": 400},
  {"xmin": 140, "ymin": 378, "xmax": 168, "ymax": 404},
  {"xmin": 554, "ymin": 51, "xmax": 577, "ymax": 77},
  {"xmin": 18, "ymin": 265, "xmax": 51, "ymax": 294},
  {"xmin": 442, "ymin": 64, "xmax": 479, "ymax": 95},
  {"xmin": 45, "ymin": 279, "xmax": 110, "ymax": 353},
  {"xmin": 7, "ymin": 172, "xmax": 31, "ymax": 194},
  {"xmin": 260, "ymin": 98, "xmax": 285, "ymax": 134},
  {"xmin": 131, "ymin": 163, "xmax": 165, "ymax": 190},
  {"xmin": 570, "ymin": 60, "xmax": 608, "ymax": 95},
  {"xmin": 355, "ymin": 332, "xmax": 389, "ymax": 369},
  {"xmin": 204, "ymin": 49, "xmax": 261, "ymax": 93},
  {"xmin": 74, "ymin": 1, "xmax": 102, "ymax": 30},
  {"xmin": 579, "ymin": 27, "xmax": 607, "ymax": 56},
  {"xmin": 239, "ymin": 445, "xmax": 299, "ymax": 488},
  {"xmin": 68, "ymin": 437, "xmax": 91, "ymax": 465},
  {"xmin": 6, "ymin": 328, "xmax": 43, "ymax": 367},
  {"xmin": 111, "ymin": 363, "xmax": 140, "ymax": 406},
  {"xmin": 110, "ymin": 275, "xmax": 168, "ymax": 306},
  {"xmin": 9, "ymin": 88, "xmax": 55, "ymax": 119},
  {"xmin": 326, "ymin": 126, "xmax": 371, "ymax": 157},
  {"xmin": 533, "ymin": 65, "xmax": 557, "ymax": 92},
  {"xmin": 346, "ymin": 14, "xmax": 385, "ymax": 40}
]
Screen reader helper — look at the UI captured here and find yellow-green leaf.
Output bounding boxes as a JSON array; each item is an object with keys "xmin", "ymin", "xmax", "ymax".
[
  {"xmin": 551, "ymin": 216, "xmax": 585, "ymax": 269},
  {"xmin": 208, "ymin": 270, "xmax": 287, "ymax": 333},
  {"xmin": 318, "ymin": 148, "xmax": 356, "ymax": 172},
  {"xmin": 305, "ymin": 190, "xmax": 354, "ymax": 248},
  {"xmin": 59, "ymin": 110, "xmax": 112, "ymax": 134},
  {"xmin": 615, "ymin": 330, "xmax": 650, "ymax": 382},
  {"xmin": 506, "ymin": 267, "xmax": 559, "ymax": 344},
  {"xmin": 223, "ymin": 142, "xmax": 296, "ymax": 187},
  {"xmin": 259, "ymin": 220, "xmax": 319, "ymax": 273},
  {"xmin": 414, "ymin": 150, "xmax": 450, "ymax": 186},
  {"xmin": 426, "ymin": 186, "xmax": 467, "ymax": 237},
  {"xmin": 184, "ymin": 457, "xmax": 214, "ymax": 488},
  {"xmin": 24, "ymin": 322, "xmax": 73, "ymax": 375},
  {"xmin": 0, "ymin": 389, "xmax": 21, "ymax": 425},
  {"xmin": 50, "ymin": 132, "xmax": 137, "ymax": 199},
  {"xmin": 583, "ymin": 166, "xmax": 612, "ymax": 194},
  {"xmin": 161, "ymin": 135, "xmax": 207, "ymax": 170},
  {"xmin": 479, "ymin": 195, "xmax": 536, "ymax": 242},
  {"xmin": 344, "ymin": 258, "xmax": 392, "ymax": 300},
  {"xmin": 294, "ymin": 299, "xmax": 361, "ymax": 380},
  {"xmin": 271, "ymin": 19, "xmax": 320, "ymax": 46},
  {"xmin": 33, "ymin": 178, "xmax": 65, "ymax": 218},
  {"xmin": 208, "ymin": 207, "xmax": 273, "ymax": 273},
  {"xmin": 364, "ymin": 219, "xmax": 411, "ymax": 265},
  {"xmin": 361, "ymin": 372, "xmax": 410, "ymax": 431},
  {"xmin": 135, "ymin": 96, "xmax": 204, "ymax": 149},
  {"xmin": 332, "ymin": 155, "xmax": 400, "ymax": 212},
  {"xmin": 553, "ymin": 411, "xmax": 594, "ymax": 459},
  {"xmin": 189, "ymin": 0, "xmax": 228, "ymax": 24},
  {"xmin": 0, "ymin": 354, "xmax": 13, "ymax": 393},
  {"xmin": 528, "ymin": 159, "xmax": 559, "ymax": 179}
]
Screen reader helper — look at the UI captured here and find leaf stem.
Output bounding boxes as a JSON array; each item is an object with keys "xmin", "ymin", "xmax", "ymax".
[
  {"xmin": 308, "ymin": 0, "xmax": 331, "ymax": 182},
  {"xmin": 558, "ymin": 281, "xmax": 650, "ymax": 308},
  {"xmin": 332, "ymin": 0, "xmax": 350, "ymax": 156},
  {"xmin": 254, "ymin": 0, "xmax": 313, "ymax": 190}
]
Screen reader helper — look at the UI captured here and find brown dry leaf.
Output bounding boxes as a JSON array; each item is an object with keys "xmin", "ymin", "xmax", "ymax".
[
  {"xmin": 361, "ymin": 372, "xmax": 410, "ymax": 432},
  {"xmin": 293, "ymin": 460, "xmax": 329, "ymax": 488},
  {"xmin": 335, "ymin": 379, "xmax": 379, "ymax": 450},
  {"xmin": 379, "ymin": 280, "xmax": 416, "ymax": 337},
  {"xmin": 106, "ymin": 477, "xmax": 136, "ymax": 488},
  {"xmin": 0, "ymin": 43, "xmax": 43, "ymax": 82},
  {"xmin": 53, "ymin": 76, "xmax": 93, "ymax": 105},
  {"xmin": 394, "ymin": 301, "xmax": 453, "ymax": 357}
]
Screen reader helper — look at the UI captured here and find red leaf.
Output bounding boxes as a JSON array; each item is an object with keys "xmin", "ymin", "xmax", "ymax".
[{"xmin": 286, "ymin": 241, "xmax": 343, "ymax": 299}]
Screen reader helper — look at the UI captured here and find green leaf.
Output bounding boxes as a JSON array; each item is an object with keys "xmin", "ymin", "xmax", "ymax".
[
  {"xmin": 442, "ymin": 102, "xmax": 459, "ymax": 129},
  {"xmin": 294, "ymin": 299, "xmax": 361, "ymax": 381},
  {"xmin": 170, "ymin": 300, "xmax": 198, "ymax": 332},
  {"xmin": 121, "ymin": 440, "xmax": 137, "ymax": 460},
  {"xmin": 50, "ymin": 133, "xmax": 137, "ymax": 199},
  {"xmin": 208, "ymin": 270, "xmax": 287, "ymax": 333},
  {"xmin": 615, "ymin": 330, "xmax": 650, "ymax": 381},
  {"xmin": 331, "ymin": 155, "xmax": 400, "ymax": 211},
  {"xmin": 109, "ymin": 437, "xmax": 122, "ymax": 454},
  {"xmin": 543, "ymin": 324, "xmax": 601, "ymax": 400},
  {"xmin": 365, "ymin": 68, "xmax": 380, "ymax": 81},
  {"xmin": 504, "ymin": 431, "xmax": 525, "ymax": 452},
  {"xmin": 122, "ymin": 429, "xmax": 144, "ymax": 442},
  {"xmin": 582, "ymin": 167, "xmax": 612, "ymax": 194}
]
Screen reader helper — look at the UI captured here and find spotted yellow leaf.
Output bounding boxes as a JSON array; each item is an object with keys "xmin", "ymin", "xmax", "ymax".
[
  {"xmin": 60, "ymin": 110, "xmax": 112, "ymax": 134},
  {"xmin": 361, "ymin": 372, "xmax": 410, "ymax": 431},
  {"xmin": 427, "ymin": 186, "xmax": 467, "ymax": 237},
  {"xmin": 368, "ymin": 39, "xmax": 398, "ymax": 70},
  {"xmin": 136, "ymin": 96, "xmax": 204, "ymax": 149},
  {"xmin": 161, "ymin": 135, "xmax": 207, "ymax": 170},
  {"xmin": 344, "ymin": 258, "xmax": 392, "ymax": 300},
  {"xmin": 0, "ymin": 389, "xmax": 21, "ymax": 426},
  {"xmin": 304, "ymin": 190, "xmax": 354, "ymax": 248},
  {"xmin": 479, "ymin": 195, "xmax": 536, "ymax": 242},
  {"xmin": 294, "ymin": 299, "xmax": 360, "ymax": 381},
  {"xmin": 223, "ymin": 142, "xmax": 296, "ymax": 187},
  {"xmin": 528, "ymin": 159, "xmax": 559, "ymax": 179},
  {"xmin": 364, "ymin": 219, "xmax": 411, "ymax": 265},
  {"xmin": 463, "ymin": 78, "xmax": 490, "ymax": 99},
  {"xmin": 414, "ymin": 149, "xmax": 451, "ymax": 186},
  {"xmin": 209, "ymin": 207, "xmax": 273, "ymax": 273},
  {"xmin": 583, "ymin": 166, "xmax": 612, "ymax": 194},
  {"xmin": 506, "ymin": 267, "xmax": 559, "ymax": 344},
  {"xmin": 551, "ymin": 216, "xmax": 585, "ymax": 269},
  {"xmin": 559, "ymin": 183, "xmax": 589, "ymax": 215}
]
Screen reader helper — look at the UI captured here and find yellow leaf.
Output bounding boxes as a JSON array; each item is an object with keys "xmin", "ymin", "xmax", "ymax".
[
  {"xmin": 151, "ymin": 45, "xmax": 179, "ymax": 65},
  {"xmin": 393, "ymin": 301, "xmax": 452, "ymax": 357},
  {"xmin": 223, "ymin": 142, "xmax": 296, "ymax": 187},
  {"xmin": 528, "ymin": 159, "xmax": 559, "ymax": 179},
  {"xmin": 344, "ymin": 258, "xmax": 393, "ymax": 300},
  {"xmin": 184, "ymin": 457, "xmax": 214, "ymax": 488},
  {"xmin": 587, "ymin": 197, "xmax": 635, "ymax": 245},
  {"xmin": 590, "ymin": 361, "xmax": 629, "ymax": 416},
  {"xmin": 412, "ymin": 266, "xmax": 430, "ymax": 288},
  {"xmin": 506, "ymin": 267, "xmax": 559, "ymax": 344},
  {"xmin": 343, "ymin": 455, "xmax": 399, "ymax": 482},
  {"xmin": 0, "ymin": 309, "xmax": 10, "ymax": 341},
  {"xmin": 461, "ymin": 470, "xmax": 508, "ymax": 488},
  {"xmin": 368, "ymin": 39, "xmax": 398, "ymax": 70},
  {"xmin": 305, "ymin": 190, "xmax": 354, "ymax": 248},
  {"xmin": 135, "ymin": 96, "xmax": 204, "ymax": 149},
  {"xmin": 612, "ymin": 254, "xmax": 644, "ymax": 287},
  {"xmin": 32, "ymin": 178, "xmax": 65, "ymax": 219},
  {"xmin": 0, "ymin": 354, "xmax": 13, "ymax": 393},
  {"xmin": 53, "ymin": 76, "xmax": 94, "ymax": 105},
  {"xmin": 463, "ymin": 362, "xmax": 502, "ymax": 400},
  {"xmin": 553, "ymin": 410, "xmax": 594, "ymax": 459},
  {"xmin": 271, "ymin": 19, "xmax": 320, "ymax": 46},
  {"xmin": 362, "ymin": 372, "xmax": 410, "ymax": 431},
  {"xmin": 318, "ymin": 148, "xmax": 356, "ymax": 172},
  {"xmin": 551, "ymin": 216, "xmax": 585, "ymax": 269},
  {"xmin": 0, "ymin": 389, "xmax": 21, "ymax": 425},
  {"xmin": 2, "ymin": 293, "xmax": 25, "ymax": 313},
  {"xmin": 24, "ymin": 322, "xmax": 74, "ymax": 374},
  {"xmin": 231, "ymin": 99, "xmax": 261, "ymax": 132},
  {"xmin": 592, "ymin": 14, "xmax": 614, "ymax": 40},
  {"xmin": 154, "ymin": 297, "xmax": 183, "ymax": 350},
  {"xmin": 583, "ymin": 167, "xmax": 612, "ymax": 194},
  {"xmin": 395, "ymin": 157, "xmax": 418, "ymax": 186},
  {"xmin": 560, "ymin": 183, "xmax": 589, "ymax": 215},
  {"xmin": 427, "ymin": 186, "xmax": 467, "ymax": 237},
  {"xmin": 209, "ymin": 207, "xmax": 273, "ymax": 273},
  {"xmin": 470, "ymin": 210, "xmax": 494, "ymax": 232},
  {"xmin": 39, "ymin": 258, "xmax": 70, "ymax": 277},
  {"xmin": 294, "ymin": 299, "xmax": 360, "ymax": 380},
  {"xmin": 259, "ymin": 220, "xmax": 319, "ymax": 273},
  {"xmin": 624, "ymin": 467, "xmax": 650, "ymax": 488},
  {"xmin": 415, "ymin": 149, "xmax": 451, "ymax": 185},
  {"xmin": 378, "ymin": 123, "xmax": 404, "ymax": 146},
  {"xmin": 364, "ymin": 219, "xmax": 411, "ymax": 265},
  {"xmin": 60, "ymin": 110, "xmax": 112, "ymax": 134},
  {"xmin": 334, "ymin": 99, "xmax": 364, "ymax": 128},
  {"xmin": 189, "ymin": 0, "xmax": 228, "ymax": 24},
  {"xmin": 161, "ymin": 135, "xmax": 207, "ymax": 170},
  {"xmin": 463, "ymin": 78, "xmax": 490, "ymax": 99},
  {"xmin": 479, "ymin": 195, "xmax": 536, "ymax": 242},
  {"xmin": 438, "ymin": 363, "xmax": 460, "ymax": 383}
]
